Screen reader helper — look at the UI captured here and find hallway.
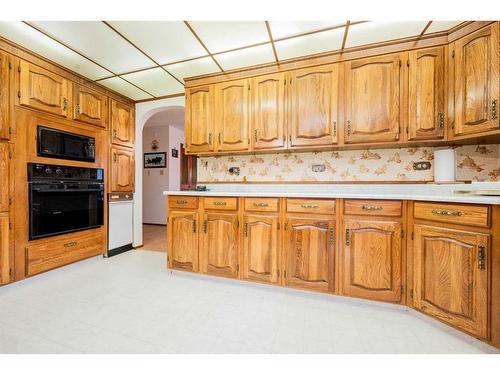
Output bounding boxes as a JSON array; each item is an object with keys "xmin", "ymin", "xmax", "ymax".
[{"xmin": 141, "ymin": 225, "xmax": 167, "ymax": 252}]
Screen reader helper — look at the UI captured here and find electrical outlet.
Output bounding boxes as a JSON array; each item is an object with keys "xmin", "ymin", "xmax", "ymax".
[
  {"xmin": 312, "ymin": 164, "xmax": 326, "ymax": 172},
  {"xmin": 413, "ymin": 161, "xmax": 432, "ymax": 171}
]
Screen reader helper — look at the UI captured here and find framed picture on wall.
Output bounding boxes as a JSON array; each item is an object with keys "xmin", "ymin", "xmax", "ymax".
[{"xmin": 144, "ymin": 152, "xmax": 167, "ymax": 168}]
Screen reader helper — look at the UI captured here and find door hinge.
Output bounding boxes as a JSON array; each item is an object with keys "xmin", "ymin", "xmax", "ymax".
[
  {"xmin": 406, "ymin": 60, "xmax": 409, "ymax": 67},
  {"xmin": 9, "ymin": 222, "xmax": 12, "ymax": 230},
  {"xmin": 167, "ymin": 255, "xmax": 169, "ymax": 262},
  {"xmin": 237, "ymin": 264, "xmax": 240, "ymax": 272},
  {"xmin": 401, "ymin": 230, "xmax": 405, "ymax": 239},
  {"xmin": 277, "ymin": 222, "xmax": 280, "ymax": 230},
  {"xmin": 203, "ymin": 220, "xmax": 208, "ymax": 233},
  {"xmin": 284, "ymin": 270, "xmax": 287, "ymax": 278},
  {"xmin": 345, "ymin": 229, "xmax": 351, "ymax": 246},
  {"xmin": 17, "ymin": 91, "xmax": 21, "ymax": 98},
  {"xmin": 9, "ymin": 126, "xmax": 12, "ymax": 135},
  {"xmin": 17, "ymin": 65, "xmax": 20, "ymax": 73},
  {"xmin": 9, "ymin": 198, "xmax": 12, "ymax": 205},
  {"xmin": 400, "ymin": 285, "xmax": 404, "ymax": 295},
  {"xmin": 8, "ymin": 62, "xmax": 12, "ymax": 70},
  {"xmin": 452, "ymin": 50, "xmax": 455, "ymax": 58},
  {"xmin": 399, "ymin": 60, "xmax": 402, "ymax": 67},
  {"xmin": 9, "ymin": 268, "xmax": 13, "ymax": 277},
  {"xmin": 410, "ymin": 289, "xmax": 414, "ymax": 299},
  {"xmin": 8, "ymin": 149, "xmax": 12, "ymax": 159},
  {"xmin": 284, "ymin": 222, "xmax": 288, "ymax": 230},
  {"xmin": 236, "ymin": 219, "xmax": 239, "ymax": 228},
  {"xmin": 411, "ymin": 232, "xmax": 414, "ymax": 241}
]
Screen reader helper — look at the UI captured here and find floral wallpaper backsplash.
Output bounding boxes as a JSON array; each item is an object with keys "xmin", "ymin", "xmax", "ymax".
[{"xmin": 197, "ymin": 144, "xmax": 500, "ymax": 183}]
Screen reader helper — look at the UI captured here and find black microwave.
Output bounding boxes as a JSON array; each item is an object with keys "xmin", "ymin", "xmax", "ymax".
[{"xmin": 37, "ymin": 126, "xmax": 96, "ymax": 162}]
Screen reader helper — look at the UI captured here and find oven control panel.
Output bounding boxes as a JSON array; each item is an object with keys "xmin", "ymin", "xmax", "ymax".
[{"xmin": 28, "ymin": 163, "xmax": 104, "ymax": 182}]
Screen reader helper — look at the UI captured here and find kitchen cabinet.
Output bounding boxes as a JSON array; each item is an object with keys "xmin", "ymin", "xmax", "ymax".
[
  {"xmin": 185, "ymin": 85, "xmax": 215, "ymax": 153},
  {"xmin": 453, "ymin": 23, "xmax": 499, "ymax": 136},
  {"xmin": 0, "ymin": 142, "xmax": 8, "ymax": 212},
  {"xmin": 342, "ymin": 218, "xmax": 403, "ymax": 303},
  {"xmin": 408, "ymin": 46, "xmax": 446, "ymax": 141},
  {"xmin": 0, "ymin": 213, "xmax": 9, "ymax": 284},
  {"xmin": 167, "ymin": 210, "xmax": 199, "ymax": 272},
  {"xmin": 289, "ymin": 65, "xmax": 339, "ymax": 148},
  {"xmin": 242, "ymin": 214, "xmax": 280, "ymax": 284},
  {"xmin": 18, "ymin": 60, "xmax": 71, "ymax": 118},
  {"xmin": 413, "ymin": 224, "xmax": 489, "ymax": 338},
  {"xmin": 73, "ymin": 84, "xmax": 108, "ymax": 128},
  {"xmin": 344, "ymin": 53, "xmax": 402, "ymax": 144},
  {"xmin": 200, "ymin": 212, "xmax": 239, "ymax": 278},
  {"xmin": 0, "ymin": 51, "xmax": 9, "ymax": 140},
  {"xmin": 110, "ymin": 99, "xmax": 135, "ymax": 148},
  {"xmin": 284, "ymin": 217, "xmax": 334, "ymax": 292},
  {"xmin": 251, "ymin": 73, "xmax": 286, "ymax": 150},
  {"xmin": 110, "ymin": 145, "xmax": 135, "ymax": 192},
  {"xmin": 214, "ymin": 79, "xmax": 249, "ymax": 152}
]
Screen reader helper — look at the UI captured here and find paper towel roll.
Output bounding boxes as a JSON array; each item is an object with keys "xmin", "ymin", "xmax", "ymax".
[{"xmin": 434, "ymin": 148, "xmax": 456, "ymax": 183}]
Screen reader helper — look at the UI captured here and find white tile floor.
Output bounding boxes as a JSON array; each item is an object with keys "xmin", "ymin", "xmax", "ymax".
[{"xmin": 0, "ymin": 250, "xmax": 498, "ymax": 354}]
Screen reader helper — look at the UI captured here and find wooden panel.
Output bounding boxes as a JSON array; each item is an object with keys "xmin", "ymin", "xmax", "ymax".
[
  {"xmin": 414, "ymin": 202, "xmax": 489, "ymax": 227},
  {"xmin": 200, "ymin": 212, "xmax": 239, "ymax": 278},
  {"xmin": 185, "ymin": 86, "xmax": 214, "ymax": 153},
  {"xmin": 242, "ymin": 214, "xmax": 279, "ymax": 284},
  {"xmin": 344, "ymin": 53, "xmax": 402, "ymax": 144},
  {"xmin": 454, "ymin": 23, "xmax": 500, "ymax": 136},
  {"xmin": 286, "ymin": 198, "xmax": 335, "ymax": 214},
  {"xmin": 251, "ymin": 72, "xmax": 286, "ymax": 150},
  {"xmin": 0, "ymin": 142, "xmax": 8, "ymax": 212},
  {"xmin": 73, "ymin": 84, "xmax": 108, "ymax": 128},
  {"xmin": 343, "ymin": 218, "xmax": 402, "ymax": 303},
  {"xmin": 289, "ymin": 64, "xmax": 339, "ymax": 147},
  {"xmin": 168, "ymin": 195, "xmax": 199, "ymax": 210},
  {"xmin": 110, "ymin": 99, "xmax": 135, "ymax": 148},
  {"xmin": 0, "ymin": 213, "xmax": 8, "ymax": 285},
  {"xmin": 18, "ymin": 60, "xmax": 70, "ymax": 118},
  {"xmin": 203, "ymin": 197, "xmax": 238, "ymax": 211},
  {"xmin": 284, "ymin": 217, "xmax": 334, "ymax": 292},
  {"xmin": 110, "ymin": 145, "xmax": 135, "ymax": 192},
  {"xmin": 244, "ymin": 197, "xmax": 279, "ymax": 212},
  {"xmin": 0, "ymin": 52, "xmax": 9, "ymax": 140},
  {"xmin": 215, "ymin": 79, "xmax": 249, "ymax": 152},
  {"xmin": 344, "ymin": 200, "xmax": 402, "ymax": 217},
  {"xmin": 413, "ymin": 224, "xmax": 489, "ymax": 338},
  {"xmin": 167, "ymin": 210, "xmax": 199, "ymax": 272},
  {"xmin": 408, "ymin": 46, "xmax": 446, "ymax": 140},
  {"xmin": 26, "ymin": 229, "xmax": 104, "ymax": 276}
]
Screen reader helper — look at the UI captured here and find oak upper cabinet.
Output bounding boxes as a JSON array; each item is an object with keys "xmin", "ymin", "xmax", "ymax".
[
  {"xmin": 214, "ymin": 79, "xmax": 249, "ymax": 152},
  {"xmin": 453, "ymin": 23, "xmax": 499, "ymax": 136},
  {"xmin": 110, "ymin": 99, "xmax": 135, "ymax": 148},
  {"xmin": 250, "ymin": 73, "xmax": 286, "ymax": 150},
  {"xmin": 284, "ymin": 217, "xmax": 334, "ymax": 292},
  {"xmin": 342, "ymin": 218, "xmax": 402, "ymax": 303},
  {"xmin": 200, "ymin": 211, "xmax": 239, "ymax": 278},
  {"xmin": 110, "ymin": 145, "xmax": 135, "ymax": 192},
  {"xmin": 185, "ymin": 86, "xmax": 215, "ymax": 153},
  {"xmin": 408, "ymin": 47, "xmax": 446, "ymax": 141},
  {"xmin": 242, "ymin": 214, "xmax": 280, "ymax": 284},
  {"xmin": 289, "ymin": 65, "xmax": 339, "ymax": 147},
  {"xmin": 344, "ymin": 53, "xmax": 403, "ymax": 144},
  {"xmin": 73, "ymin": 84, "xmax": 108, "ymax": 128},
  {"xmin": 413, "ymin": 224, "xmax": 489, "ymax": 338},
  {"xmin": 167, "ymin": 210, "xmax": 199, "ymax": 272},
  {"xmin": 18, "ymin": 60, "xmax": 71, "ymax": 118},
  {"xmin": 0, "ymin": 142, "xmax": 8, "ymax": 212},
  {"xmin": 0, "ymin": 52, "xmax": 9, "ymax": 140},
  {"xmin": 0, "ymin": 213, "xmax": 9, "ymax": 285}
]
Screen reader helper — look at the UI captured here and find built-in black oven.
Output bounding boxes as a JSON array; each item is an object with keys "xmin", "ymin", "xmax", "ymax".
[
  {"xmin": 28, "ymin": 163, "xmax": 104, "ymax": 240},
  {"xmin": 37, "ymin": 126, "xmax": 96, "ymax": 162}
]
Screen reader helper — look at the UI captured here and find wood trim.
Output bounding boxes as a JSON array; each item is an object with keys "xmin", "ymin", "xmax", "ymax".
[{"xmin": 134, "ymin": 92, "xmax": 185, "ymax": 103}]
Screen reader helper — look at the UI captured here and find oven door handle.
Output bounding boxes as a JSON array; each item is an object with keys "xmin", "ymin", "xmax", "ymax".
[{"xmin": 32, "ymin": 188, "xmax": 104, "ymax": 193}]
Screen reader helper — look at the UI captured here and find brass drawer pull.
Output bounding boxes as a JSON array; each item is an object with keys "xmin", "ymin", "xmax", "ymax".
[
  {"xmin": 253, "ymin": 129, "xmax": 258, "ymax": 143},
  {"xmin": 431, "ymin": 209, "xmax": 462, "ymax": 217},
  {"xmin": 253, "ymin": 202, "xmax": 269, "ymax": 207},
  {"xmin": 332, "ymin": 122, "xmax": 337, "ymax": 137},
  {"xmin": 175, "ymin": 199, "xmax": 188, "ymax": 205},
  {"xmin": 362, "ymin": 205, "xmax": 383, "ymax": 211},
  {"xmin": 62, "ymin": 97, "xmax": 68, "ymax": 111},
  {"xmin": 208, "ymin": 133, "xmax": 212, "ymax": 145},
  {"xmin": 329, "ymin": 227, "xmax": 334, "ymax": 243},
  {"xmin": 437, "ymin": 112, "xmax": 444, "ymax": 128},
  {"xmin": 64, "ymin": 241, "xmax": 77, "ymax": 248},
  {"xmin": 192, "ymin": 220, "xmax": 196, "ymax": 233},
  {"xmin": 301, "ymin": 204, "xmax": 319, "ymax": 209},
  {"xmin": 478, "ymin": 245, "xmax": 486, "ymax": 271},
  {"xmin": 213, "ymin": 201, "xmax": 227, "ymax": 206},
  {"xmin": 244, "ymin": 223, "xmax": 248, "ymax": 237},
  {"xmin": 492, "ymin": 99, "xmax": 498, "ymax": 120}
]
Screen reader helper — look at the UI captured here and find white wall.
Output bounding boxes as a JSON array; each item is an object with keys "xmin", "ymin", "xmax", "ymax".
[{"xmin": 168, "ymin": 126, "xmax": 185, "ymax": 191}]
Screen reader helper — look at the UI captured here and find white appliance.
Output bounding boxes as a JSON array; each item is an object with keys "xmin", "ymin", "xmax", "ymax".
[{"xmin": 107, "ymin": 192, "xmax": 134, "ymax": 257}]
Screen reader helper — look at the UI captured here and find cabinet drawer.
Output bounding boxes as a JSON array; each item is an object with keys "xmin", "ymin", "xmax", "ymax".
[
  {"xmin": 286, "ymin": 198, "xmax": 335, "ymax": 214},
  {"xmin": 204, "ymin": 197, "xmax": 238, "ymax": 210},
  {"xmin": 414, "ymin": 202, "xmax": 490, "ymax": 227},
  {"xmin": 344, "ymin": 200, "xmax": 402, "ymax": 217},
  {"xmin": 244, "ymin": 197, "xmax": 279, "ymax": 212},
  {"xmin": 26, "ymin": 229, "xmax": 104, "ymax": 276},
  {"xmin": 168, "ymin": 196, "xmax": 199, "ymax": 209}
]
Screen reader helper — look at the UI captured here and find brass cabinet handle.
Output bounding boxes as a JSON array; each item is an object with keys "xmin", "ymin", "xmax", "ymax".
[
  {"xmin": 253, "ymin": 129, "xmax": 258, "ymax": 143},
  {"xmin": 329, "ymin": 227, "xmax": 334, "ymax": 243},
  {"xmin": 431, "ymin": 209, "xmax": 462, "ymax": 217},
  {"xmin": 345, "ymin": 229, "xmax": 350, "ymax": 246},
  {"xmin": 113, "ymin": 153, "xmax": 117, "ymax": 162},
  {"xmin": 203, "ymin": 220, "xmax": 208, "ymax": 233},
  {"xmin": 62, "ymin": 97, "xmax": 68, "ymax": 111},
  {"xmin": 208, "ymin": 133, "xmax": 212, "ymax": 145},
  {"xmin": 112, "ymin": 129, "xmax": 117, "ymax": 139},
  {"xmin": 176, "ymin": 199, "xmax": 188, "ymax": 205},
  {"xmin": 244, "ymin": 223, "xmax": 248, "ymax": 237},
  {"xmin": 437, "ymin": 112, "xmax": 444, "ymax": 128},
  {"xmin": 301, "ymin": 203, "xmax": 319, "ymax": 209},
  {"xmin": 75, "ymin": 104, "xmax": 81, "ymax": 115},
  {"xmin": 492, "ymin": 100, "xmax": 498, "ymax": 120},
  {"xmin": 64, "ymin": 241, "xmax": 77, "ymax": 248},
  {"xmin": 213, "ymin": 201, "xmax": 227, "ymax": 206},
  {"xmin": 192, "ymin": 220, "xmax": 196, "ymax": 233},
  {"xmin": 478, "ymin": 245, "xmax": 486, "ymax": 271},
  {"xmin": 332, "ymin": 121, "xmax": 337, "ymax": 137},
  {"xmin": 346, "ymin": 120, "xmax": 351, "ymax": 136},
  {"xmin": 362, "ymin": 205, "xmax": 383, "ymax": 211},
  {"xmin": 253, "ymin": 202, "xmax": 269, "ymax": 207},
  {"xmin": 218, "ymin": 133, "xmax": 222, "ymax": 144}
]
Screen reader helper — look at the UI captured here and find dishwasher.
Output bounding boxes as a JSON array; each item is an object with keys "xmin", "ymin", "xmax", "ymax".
[{"xmin": 107, "ymin": 192, "xmax": 134, "ymax": 257}]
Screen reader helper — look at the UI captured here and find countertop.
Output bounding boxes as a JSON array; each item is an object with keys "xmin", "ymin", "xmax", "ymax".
[{"xmin": 163, "ymin": 182, "xmax": 500, "ymax": 205}]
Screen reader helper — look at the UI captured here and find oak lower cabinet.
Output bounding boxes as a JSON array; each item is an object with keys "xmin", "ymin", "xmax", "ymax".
[
  {"xmin": 110, "ymin": 145, "xmax": 135, "ymax": 192},
  {"xmin": 73, "ymin": 84, "xmax": 108, "ymax": 128},
  {"xmin": 110, "ymin": 99, "xmax": 135, "ymax": 148},
  {"xmin": 413, "ymin": 224, "xmax": 489, "ymax": 339},
  {"xmin": 200, "ymin": 212, "xmax": 239, "ymax": 278},
  {"xmin": 167, "ymin": 210, "xmax": 199, "ymax": 272},
  {"xmin": 0, "ymin": 213, "xmax": 9, "ymax": 285},
  {"xmin": 342, "ymin": 218, "xmax": 403, "ymax": 303}
]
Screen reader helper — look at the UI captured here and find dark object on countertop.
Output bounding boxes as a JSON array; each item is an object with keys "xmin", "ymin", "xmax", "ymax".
[
  {"xmin": 228, "ymin": 167, "xmax": 241, "ymax": 176},
  {"xmin": 195, "ymin": 185, "xmax": 208, "ymax": 191}
]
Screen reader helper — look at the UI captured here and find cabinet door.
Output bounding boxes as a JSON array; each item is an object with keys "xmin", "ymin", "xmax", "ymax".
[
  {"xmin": 0, "ymin": 213, "xmax": 9, "ymax": 285},
  {"xmin": 454, "ymin": 23, "xmax": 499, "ymax": 136},
  {"xmin": 343, "ymin": 219, "xmax": 402, "ymax": 303},
  {"xmin": 0, "ymin": 142, "xmax": 8, "ymax": 212},
  {"xmin": 242, "ymin": 214, "xmax": 279, "ymax": 284},
  {"xmin": 111, "ymin": 99, "xmax": 135, "ymax": 148},
  {"xmin": 408, "ymin": 47, "xmax": 446, "ymax": 140},
  {"xmin": 200, "ymin": 212, "xmax": 239, "ymax": 278},
  {"xmin": 413, "ymin": 225, "xmax": 489, "ymax": 338},
  {"xmin": 215, "ymin": 79, "xmax": 249, "ymax": 152},
  {"xmin": 344, "ymin": 54, "xmax": 402, "ymax": 144},
  {"xmin": 284, "ymin": 217, "xmax": 334, "ymax": 292},
  {"xmin": 251, "ymin": 73, "xmax": 286, "ymax": 150},
  {"xmin": 18, "ymin": 60, "xmax": 71, "ymax": 118},
  {"xmin": 73, "ymin": 84, "xmax": 108, "ymax": 128},
  {"xmin": 186, "ymin": 86, "xmax": 214, "ymax": 153},
  {"xmin": 167, "ymin": 210, "xmax": 199, "ymax": 272},
  {"xmin": 110, "ymin": 146, "xmax": 135, "ymax": 192},
  {"xmin": 0, "ymin": 52, "xmax": 9, "ymax": 140},
  {"xmin": 289, "ymin": 65, "xmax": 339, "ymax": 147}
]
